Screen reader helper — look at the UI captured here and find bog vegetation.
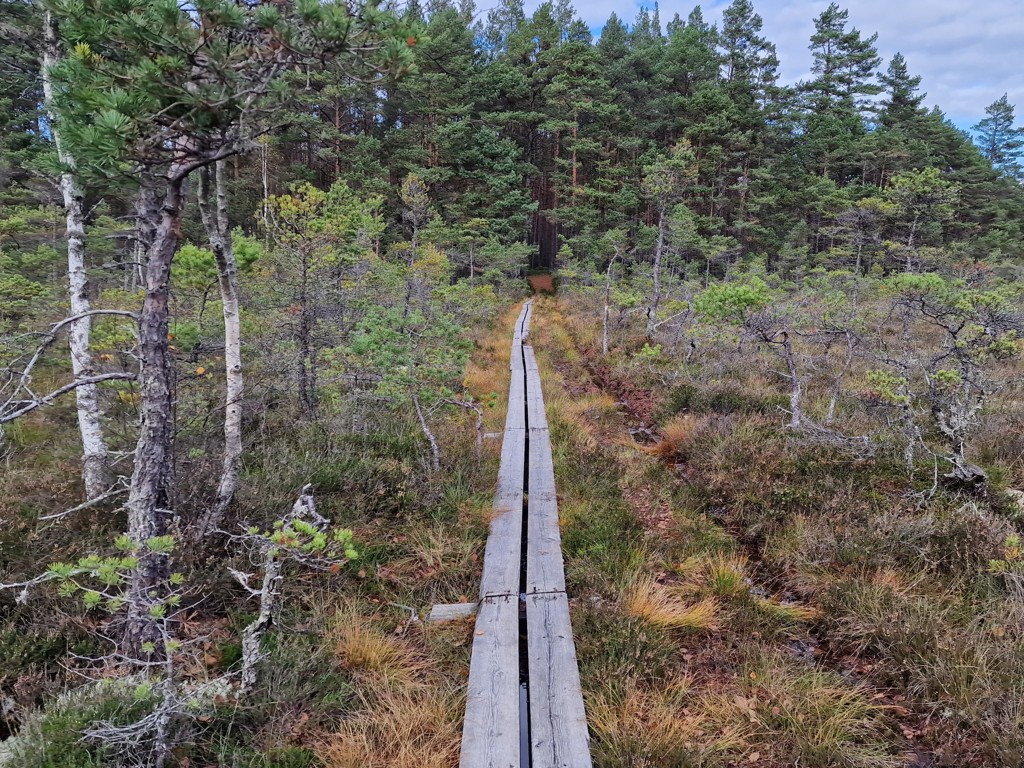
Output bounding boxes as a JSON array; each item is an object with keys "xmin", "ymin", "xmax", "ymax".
[{"xmin": 0, "ymin": 0, "xmax": 1023, "ymax": 766}]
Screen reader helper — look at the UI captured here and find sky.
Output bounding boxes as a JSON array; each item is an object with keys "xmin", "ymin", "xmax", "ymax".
[{"xmin": 521, "ymin": 0, "xmax": 1024, "ymax": 130}]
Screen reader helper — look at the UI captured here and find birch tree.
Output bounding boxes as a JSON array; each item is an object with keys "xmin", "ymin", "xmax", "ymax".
[
  {"xmin": 642, "ymin": 141, "xmax": 696, "ymax": 338},
  {"xmin": 195, "ymin": 160, "xmax": 242, "ymax": 535},
  {"xmin": 41, "ymin": 11, "xmax": 111, "ymax": 498},
  {"xmin": 47, "ymin": 0, "xmax": 415, "ymax": 651}
]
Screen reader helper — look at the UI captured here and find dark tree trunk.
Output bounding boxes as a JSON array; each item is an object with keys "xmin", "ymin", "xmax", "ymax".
[{"xmin": 125, "ymin": 169, "xmax": 186, "ymax": 653}]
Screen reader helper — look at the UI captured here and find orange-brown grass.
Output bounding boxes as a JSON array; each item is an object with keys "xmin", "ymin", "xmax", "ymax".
[
  {"xmin": 461, "ymin": 301, "xmax": 524, "ymax": 432},
  {"xmin": 316, "ymin": 687, "xmax": 461, "ymax": 768},
  {"xmin": 643, "ymin": 413, "xmax": 699, "ymax": 460},
  {"xmin": 624, "ymin": 574, "xmax": 720, "ymax": 631},
  {"xmin": 328, "ymin": 610, "xmax": 428, "ymax": 690},
  {"xmin": 527, "ymin": 273, "xmax": 555, "ymax": 293}
]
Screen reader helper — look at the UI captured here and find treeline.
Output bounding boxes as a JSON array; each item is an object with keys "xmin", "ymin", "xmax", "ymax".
[
  {"xmin": 4, "ymin": 0, "xmax": 1024, "ymax": 275},
  {"xmin": 269, "ymin": 0, "xmax": 1024, "ymax": 269}
]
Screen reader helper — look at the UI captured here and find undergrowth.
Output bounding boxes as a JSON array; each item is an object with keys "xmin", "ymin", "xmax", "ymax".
[{"xmin": 529, "ymin": 293, "xmax": 1024, "ymax": 767}]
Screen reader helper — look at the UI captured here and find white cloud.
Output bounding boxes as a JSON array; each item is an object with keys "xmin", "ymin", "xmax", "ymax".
[{"xmin": 521, "ymin": 0, "xmax": 1024, "ymax": 126}]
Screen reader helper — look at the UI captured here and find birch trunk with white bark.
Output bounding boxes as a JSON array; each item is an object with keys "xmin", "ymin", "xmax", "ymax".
[
  {"xmin": 413, "ymin": 394, "xmax": 440, "ymax": 472},
  {"xmin": 646, "ymin": 205, "xmax": 666, "ymax": 338},
  {"xmin": 42, "ymin": 12, "xmax": 111, "ymax": 499},
  {"xmin": 196, "ymin": 160, "xmax": 243, "ymax": 535},
  {"xmin": 780, "ymin": 331, "xmax": 804, "ymax": 430}
]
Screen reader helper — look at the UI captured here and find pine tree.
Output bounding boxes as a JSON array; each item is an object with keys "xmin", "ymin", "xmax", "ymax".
[
  {"xmin": 806, "ymin": 4, "xmax": 881, "ymax": 109},
  {"xmin": 480, "ymin": 0, "xmax": 525, "ymax": 58},
  {"xmin": 643, "ymin": 141, "xmax": 697, "ymax": 336},
  {"xmin": 974, "ymin": 94, "xmax": 1024, "ymax": 180},
  {"xmin": 0, "ymin": 0, "xmax": 44, "ymax": 206},
  {"xmin": 801, "ymin": 3, "xmax": 881, "ymax": 181},
  {"xmin": 879, "ymin": 53, "xmax": 926, "ymax": 128},
  {"xmin": 721, "ymin": 0, "xmax": 778, "ymax": 97},
  {"xmin": 717, "ymin": 0, "xmax": 781, "ymax": 246}
]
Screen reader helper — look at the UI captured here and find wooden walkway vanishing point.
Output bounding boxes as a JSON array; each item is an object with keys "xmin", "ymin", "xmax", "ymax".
[{"xmin": 460, "ymin": 301, "xmax": 592, "ymax": 768}]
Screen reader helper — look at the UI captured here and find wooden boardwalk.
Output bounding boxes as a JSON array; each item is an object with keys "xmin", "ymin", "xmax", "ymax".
[{"xmin": 460, "ymin": 301, "xmax": 592, "ymax": 768}]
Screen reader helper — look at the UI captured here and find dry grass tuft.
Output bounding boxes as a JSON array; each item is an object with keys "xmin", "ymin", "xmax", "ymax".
[
  {"xmin": 376, "ymin": 523, "xmax": 478, "ymax": 595},
  {"xmin": 463, "ymin": 356, "xmax": 504, "ymax": 403},
  {"xmin": 625, "ymin": 574, "xmax": 720, "ymax": 631},
  {"xmin": 644, "ymin": 413, "xmax": 699, "ymax": 460},
  {"xmin": 316, "ymin": 687, "xmax": 461, "ymax": 768},
  {"xmin": 673, "ymin": 553, "xmax": 819, "ymax": 627},
  {"xmin": 751, "ymin": 596, "xmax": 821, "ymax": 624},
  {"xmin": 589, "ymin": 680, "xmax": 744, "ymax": 765},
  {"xmin": 675, "ymin": 553, "xmax": 749, "ymax": 599},
  {"xmin": 328, "ymin": 610, "xmax": 427, "ymax": 690}
]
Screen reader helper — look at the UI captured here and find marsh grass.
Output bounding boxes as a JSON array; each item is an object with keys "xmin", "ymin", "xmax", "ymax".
[
  {"xmin": 316, "ymin": 687, "xmax": 462, "ymax": 768},
  {"xmin": 588, "ymin": 680, "xmax": 746, "ymax": 767},
  {"xmin": 738, "ymin": 651, "xmax": 901, "ymax": 768},
  {"xmin": 316, "ymin": 601, "xmax": 465, "ymax": 768},
  {"xmin": 532, "ymin": 294, "xmax": 1005, "ymax": 766},
  {"xmin": 329, "ymin": 608, "xmax": 428, "ymax": 691},
  {"xmin": 624, "ymin": 574, "xmax": 721, "ymax": 631}
]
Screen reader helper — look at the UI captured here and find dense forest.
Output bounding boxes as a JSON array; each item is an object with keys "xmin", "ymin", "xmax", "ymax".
[{"xmin": 1, "ymin": 0, "xmax": 1023, "ymax": 766}]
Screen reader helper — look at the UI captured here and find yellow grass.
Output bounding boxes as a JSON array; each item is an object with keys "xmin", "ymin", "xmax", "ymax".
[
  {"xmin": 316, "ymin": 687, "xmax": 461, "ymax": 768},
  {"xmin": 752, "ymin": 596, "xmax": 821, "ymax": 624},
  {"xmin": 328, "ymin": 610, "xmax": 427, "ymax": 690},
  {"xmin": 588, "ymin": 680, "xmax": 746, "ymax": 763},
  {"xmin": 624, "ymin": 574, "xmax": 720, "ymax": 631}
]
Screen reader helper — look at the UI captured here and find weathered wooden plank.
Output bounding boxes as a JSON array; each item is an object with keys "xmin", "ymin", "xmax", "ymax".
[
  {"xmin": 521, "ymin": 302, "xmax": 533, "ymax": 338},
  {"xmin": 526, "ymin": 591, "xmax": 592, "ymax": 768},
  {"xmin": 460, "ymin": 594, "xmax": 521, "ymax": 768},
  {"xmin": 428, "ymin": 602, "xmax": 477, "ymax": 622},
  {"xmin": 479, "ymin": 426, "xmax": 526, "ymax": 598},
  {"xmin": 523, "ymin": 343, "xmax": 540, "ymax": 374},
  {"xmin": 512, "ymin": 302, "xmax": 530, "ymax": 344},
  {"xmin": 524, "ymin": 338, "xmax": 562, "ymax": 593},
  {"xmin": 504, "ymin": 369, "xmax": 526, "ymax": 431},
  {"xmin": 511, "ymin": 340, "xmax": 525, "ymax": 372},
  {"xmin": 526, "ymin": 427, "xmax": 565, "ymax": 594},
  {"xmin": 523, "ymin": 346, "xmax": 548, "ymax": 431}
]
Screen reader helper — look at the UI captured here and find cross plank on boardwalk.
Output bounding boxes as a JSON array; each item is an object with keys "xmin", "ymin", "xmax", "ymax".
[
  {"xmin": 527, "ymin": 591, "xmax": 592, "ymax": 768},
  {"xmin": 459, "ymin": 594, "xmax": 521, "ymax": 768}
]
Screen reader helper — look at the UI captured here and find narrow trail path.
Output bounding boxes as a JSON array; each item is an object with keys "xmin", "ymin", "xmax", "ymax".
[{"xmin": 460, "ymin": 301, "xmax": 592, "ymax": 768}]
